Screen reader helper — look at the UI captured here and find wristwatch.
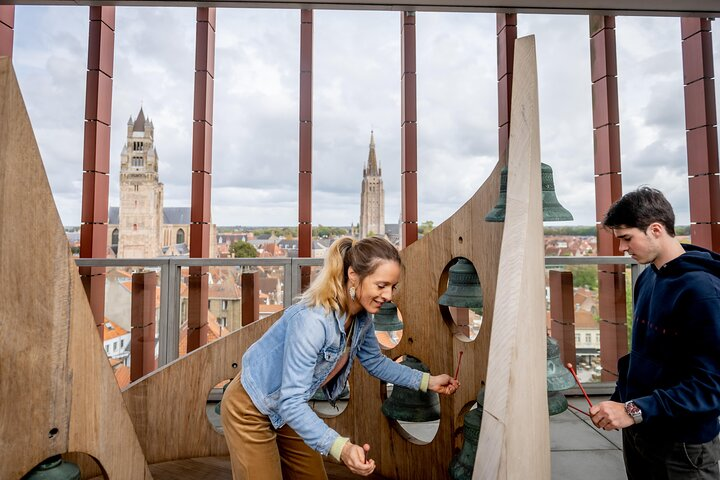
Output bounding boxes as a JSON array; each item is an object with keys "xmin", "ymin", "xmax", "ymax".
[{"xmin": 624, "ymin": 401, "xmax": 643, "ymax": 424}]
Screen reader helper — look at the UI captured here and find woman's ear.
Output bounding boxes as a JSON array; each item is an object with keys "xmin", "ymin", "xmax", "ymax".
[{"xmin": 347, "ymin": 266, "xmax": 358, "ymax": 285}]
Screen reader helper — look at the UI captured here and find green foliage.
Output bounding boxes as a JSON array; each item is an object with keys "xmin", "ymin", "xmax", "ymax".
[
  {"xmin": 567, "ymin": 265, "xmax": 598, "ymax": 290},
  {"xmin": 543, "ymin": 226, "xmax": 596, "ymax": 236},
  {"xmin": 230, "ymin": 240, "xmax": 258, "ymax": 258},
  {"xmin": 313, "ymin": 225, "xmax": 349, "ymax": 238},
  {"xmin": 419, "ymin": 220, "xmax": 434, "ymax": 235}
]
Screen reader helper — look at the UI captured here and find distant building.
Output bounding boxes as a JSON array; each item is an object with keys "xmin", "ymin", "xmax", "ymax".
[
  {"xmin": 359, "ymin": 132, "xmax": 385, "ymax": 239},
  {"xmin": 107, "ymin": 107, "xmax": 215, "ymax": 258}
]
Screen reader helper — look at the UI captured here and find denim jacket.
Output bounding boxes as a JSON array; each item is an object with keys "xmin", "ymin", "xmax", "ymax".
[{"xmin": 240, "ymin": 302, "xmax": 424, "ymax": 456}]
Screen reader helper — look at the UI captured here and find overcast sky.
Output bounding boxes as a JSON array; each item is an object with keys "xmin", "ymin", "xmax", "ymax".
[{"xmin": 11, "ymin": 7, "xmax": 720, "ymax": 227}]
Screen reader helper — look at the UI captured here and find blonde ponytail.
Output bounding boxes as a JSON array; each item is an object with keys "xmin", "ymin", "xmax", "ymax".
[{"xmin": 299, "ymin": 236, "xmax": 401, "ymax": 314}]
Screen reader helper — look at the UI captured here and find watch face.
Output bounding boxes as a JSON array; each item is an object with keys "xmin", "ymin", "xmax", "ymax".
[{"xmin": 626, "ymin": 402, "xmax": 641, "ymax": 416}]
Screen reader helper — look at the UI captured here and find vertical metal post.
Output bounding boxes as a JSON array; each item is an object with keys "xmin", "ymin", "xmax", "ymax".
[
  {"xmin": 0, "ymin": 6, "xmax": 14, "ymax": 59},
  {"xmin": 401, "ymin": 11, "xmax": 418, "ymax": 248},
  {"xmin": 681, "ymin": 17, "xmax": 720, "ymax": 250},
  {"xmin": 590, "ymin": 15, "xmax": 627, "ymax": 381},
  {"xmin": 188, "ymin": 7, "xmax": 216, "ymax": 351},
  {"xmin": 81, "ymin": 6, "xmax": 115, "ymax": 339},
  {"xmin": 131, "ymin": 271, "xmax": 157, "ymax": 381},
  {"xmin": 298, "ymin": 10, "xmax": 313, "ymax": 290},
  {"xmin": 549, "ymin": 270, "xmax": 577, "ymax": 366}
]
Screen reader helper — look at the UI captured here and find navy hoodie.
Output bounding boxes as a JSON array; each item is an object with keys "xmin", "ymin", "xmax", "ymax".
[{"xmin": 611, "ymin": 243, "xmax": 720, "ymax": 443}]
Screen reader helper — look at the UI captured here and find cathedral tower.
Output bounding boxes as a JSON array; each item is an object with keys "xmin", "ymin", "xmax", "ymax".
[
  {"xmin": 118, "ymin": 107, "xmax": 164, "ymax": 258},
  {"xmin": 359, "ymin": 131, "xmax": 385, "ymax": 238}
]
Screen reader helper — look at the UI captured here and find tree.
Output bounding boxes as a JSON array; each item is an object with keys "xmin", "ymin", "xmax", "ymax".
[
  {"xmin": 568, "ymin": 265, "xmax": 598, "ymax": 290},
  {"xmin": 230, "ymin": 240, "xmax": 258, "ymax": 258},
  {"xmin": 419, "ymin": 220, "xmax": 434, "ymax": 235}
]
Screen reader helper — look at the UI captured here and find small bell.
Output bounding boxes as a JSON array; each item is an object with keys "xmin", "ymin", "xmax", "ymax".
[
  {"xmin": 438, "ymin": 259, "xmax": 483, "ymax": 312},
  {"xmin": 449, "ymin": 388, "xmax": 485, "ymax": 480},
  {"xmin": 382, "ymin": 356, "xmax": 440, "ymax": 422},
  {"xmin": 23, "ymin": 455, "xmax": 81, "ymax": 480},
  {"xmin": 485, "ymin": 163, "xmax": 573, "ymax": 222},
  {"xmin": 547, "ymin": 336, "xmax": 575, "ymax": 416},
  {"xmin": 373, "ymin": 301, "xmax": 404, "ymax": 332},
  {"xmin": 548, "ymin": 390, "xmax": 569, "ymax": 416}
]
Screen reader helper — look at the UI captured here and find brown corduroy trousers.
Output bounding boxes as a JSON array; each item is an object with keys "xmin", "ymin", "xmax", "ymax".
[{"xmin": 220, "ymin": 374, "xmax": 329, "ymax": 480}]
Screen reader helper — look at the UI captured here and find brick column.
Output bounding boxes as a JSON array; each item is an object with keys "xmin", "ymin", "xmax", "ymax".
[
  {"xmin": 497, "ymin": 14, "xmax": 516, "ymax": 166},
  {"xmin": 681, "ymin": 18, "xmax": 720, "ymax": 250},
  {"xmin": 298, "ymin": 10, "xmax": 313, "ymax": 290},
  {"xmin": 0, "ymin": 6, "xmax": 14, "ymax": 58},
  {"xmin": 131, "ymin": 272, "xmax": 157, "ymax": 381},
  {"xmin": 188, "ymin": 7, "xmax": 215, "ymax": 351},
  {"xmin": 549, "ymin": 270, "xmax": 576, "ymax": 366},
  {"xmin": 241, "ymin": 271, "xmax": 259, "ymax": 326},
  {"xmin": 81, "ymin": 6, "xmax": 114, "ymax": 339},
  {"xmin": 401, "ymin": 12, "xmax": 418, "ymax": 248},
  {"xmin": 590, "ymin": 16, "xmax": 627, "ymax": 381}
]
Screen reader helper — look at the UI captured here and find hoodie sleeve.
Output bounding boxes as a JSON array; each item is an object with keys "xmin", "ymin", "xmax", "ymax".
[{"xmin": 633, "ymin": 295, "xmax": 720, "ymax": 424}]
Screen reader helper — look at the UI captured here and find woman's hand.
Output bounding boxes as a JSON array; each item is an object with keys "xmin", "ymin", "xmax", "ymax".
[
  {"xmin": 340, "ymin": 441, "xmax": 376, "ymax": 476},
  {"xmin": 428, "ymin": 374, "xmax": 460, "ymax": 395}
]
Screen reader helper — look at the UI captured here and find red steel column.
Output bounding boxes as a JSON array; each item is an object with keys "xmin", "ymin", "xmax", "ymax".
[
  {"xmin": 298, "ymin": 10, "xmax": 313, "ymax": 290},
  {"xmin": 131, "ymin": 272, "xmax": 157, "ymax": 381},
  {"xmin": 497, "ymin": 14, "xmax": 516, "ymax": 166},
  {"xmin": 0, "ymin": 6, "xmax": 14, "ymax": 58},
  {"xmin": 401, "ymin": 12, "xmax": 418, "ymax": 248},
  {"xmin": 549, "ymin": 270, "xmax": 576, "ymax": 366},
  {"xmin": 241, "ymin": 271, "xmax": 259, "ymax": 326},
  {"xmin": 590, "ymin": 16, "xmax": 627, "ymax": 381},
  {"xmin": 81, "ymin": 6, "xmax": 115, "ymax": 339},
  {"xmin": 681, "ymin": 18, "xmax": 720, "ymax": 250},
  {"xmin": 188, "ymin": 7, "xmax": 215, "ymax": 351}
]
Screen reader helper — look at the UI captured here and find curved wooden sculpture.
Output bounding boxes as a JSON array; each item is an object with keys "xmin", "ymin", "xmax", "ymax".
[
  {"xmin": 0, "ymin": 57, "xmax": 151, "ymax": 479},
  {"xmin": 475, "ymin": 35, "xmax": 550, "ymax": 479},
  {"xmin": 0, "ymin": 35, "xmax": 549, "ymax": 480}
]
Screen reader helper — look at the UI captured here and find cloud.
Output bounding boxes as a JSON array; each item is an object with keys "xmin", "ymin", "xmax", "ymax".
[{"xmin": 11, "ymin": 6, "xmax": 719, "ymax": 228}]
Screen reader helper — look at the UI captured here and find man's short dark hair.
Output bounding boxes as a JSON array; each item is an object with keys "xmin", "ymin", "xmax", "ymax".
[{"xmin": 602, "ymin": 186, "xmax": 676, "ymax": 236}]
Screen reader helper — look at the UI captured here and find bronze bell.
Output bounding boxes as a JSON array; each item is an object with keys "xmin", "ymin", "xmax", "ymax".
[
  {"xmin": 449, "ymin": 388, "xmax": 485, "ymax": 480},
  {"xmin": 548, "ymin": 390, "xmax": 569, "ymax": 416},
  {"xmin": 382, "ymin": 356, "xmax": 440, "ymax": 422},
  {"xmin": 23, "ymin": 455, "xmax": 81, "ymax": 480},
  {"xmin": 485, "ymin": 163, "xmax": 573, "ymax": 222},
  {"xmin": 438, "ymin": 259, "xmax": 483, "ymax": 312},
  {"xmin": 547, "ymin": 336, "xmax": 575, "ymax": 415},
  {"xmin": 373, "ymin": 301, "xmax": 404, "ymax": 332}
]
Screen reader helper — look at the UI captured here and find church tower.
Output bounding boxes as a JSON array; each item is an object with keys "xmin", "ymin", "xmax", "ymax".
[
  {"xmin": 359, "ymin": 131, "xmax": 385, "ymax": 238},
  {"xmin": 118, "ymin": 107, "xmax": 164, "ymax": 258}
]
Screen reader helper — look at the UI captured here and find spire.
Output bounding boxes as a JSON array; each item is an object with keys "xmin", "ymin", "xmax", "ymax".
[
  {"xmin": 366, "ymin": 131, "xmax": 379, "ymax": 176},
  {"xmin": 133, "ymin": 107, "xmax": 146, "ymax": 132}
]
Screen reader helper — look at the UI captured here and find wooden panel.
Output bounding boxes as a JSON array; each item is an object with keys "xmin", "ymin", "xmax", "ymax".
[
  {"xmin": 475, "ymin": 35, "xmax": 551, "ymax": 479},
  {"xmin": 0, "ymin": 57, "xmax": 150, "ymax": 479}
]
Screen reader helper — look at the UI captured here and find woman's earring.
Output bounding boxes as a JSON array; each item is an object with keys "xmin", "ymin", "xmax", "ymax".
[{"xmin": 349, "ymin": 286, "xmax": 356, "ymax": 301}]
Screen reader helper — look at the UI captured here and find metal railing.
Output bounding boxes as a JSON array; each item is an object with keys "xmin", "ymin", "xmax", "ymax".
[
  {"xmin": 75, "ymin": 256, "xmax": 324, "ymax": 366},
  {"xmin": 75, "ymin": 255, "xmax": 642, "ymax": 369}
]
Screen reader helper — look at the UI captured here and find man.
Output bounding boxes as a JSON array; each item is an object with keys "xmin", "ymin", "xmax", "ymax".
[{"xmin": 591, "ymin": 186, "xmax": 720, "ymax": 479}]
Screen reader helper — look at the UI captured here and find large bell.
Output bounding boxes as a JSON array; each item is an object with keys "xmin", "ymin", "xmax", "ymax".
[
  {"xmin": 449, "ymin": 388, "xmax": 485, "ymax": 480},
  {"xmin": 438, "ymin": 259, "xmax": 483, "ymax": 312},
  {"xmin": 382, "ymin": 356, "xmax": 440, "ymax": 422},
  {"xmin": 23, "ymin": 455, "xmax": 81, "ymax": 480},
  {"xmin": 548, "ymin": 390, "xmax": 569, "ymax": 416},
  {"xmin": 373, "ymin": 301, "xmax": 404, "ymax": 332},
  {"xmin": 485, "ymin": 163, "xmax": 573, "ymax": 222}
]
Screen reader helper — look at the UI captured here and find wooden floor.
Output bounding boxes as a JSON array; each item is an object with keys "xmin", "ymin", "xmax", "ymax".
[{"xmin": 147, "ymin": 456, "xmax": 389, "ymax": 479}]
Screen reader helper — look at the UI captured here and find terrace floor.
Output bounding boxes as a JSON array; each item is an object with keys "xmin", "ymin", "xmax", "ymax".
[{"xmin": 157, "ymin": 394, "xmax": 626, "ymax": 479}]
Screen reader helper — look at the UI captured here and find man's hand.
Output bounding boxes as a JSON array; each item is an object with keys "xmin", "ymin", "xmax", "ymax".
[
  {"xmin": 428, "ymin": 374, "xmax": 460, "ymax": 395},
  {"xmin": 590, "ymin": 401, "xmax": 634, "ymax": 430},
  {"xmin": 340, "ymin": 441, "xmax": 376, "ymax": 476}
]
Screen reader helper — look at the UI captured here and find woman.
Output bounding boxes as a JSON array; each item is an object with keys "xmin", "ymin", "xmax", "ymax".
[{"xmin": 221, "ymin": 236, "xmax": 459, "ymax": 479}]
